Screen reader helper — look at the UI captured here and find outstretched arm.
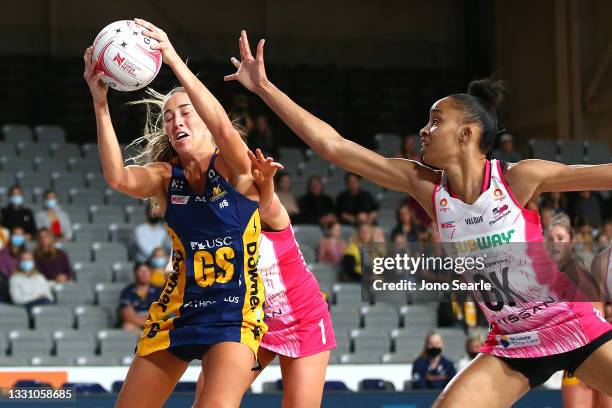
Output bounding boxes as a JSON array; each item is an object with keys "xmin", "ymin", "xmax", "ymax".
[
  {"xmin": 136, "ymin": 18, "xmax": 251, "ymax": 176},
  {"xmin": 248, "ymin": 149, "xmax": 290, "ymax": 230},
  {"xmin": 224, "ymin": 31, "xmax": 438, "ymax": 217},
  {"xmin": 505, "ymin": 160, "xmax": 612, "ymax": 206},
  {"xmin": 83, "ymin": 46, "xmax": 168, "ymax": 200}
]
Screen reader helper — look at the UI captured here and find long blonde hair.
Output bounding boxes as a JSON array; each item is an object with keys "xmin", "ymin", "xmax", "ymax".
[
  {"xmin": 126, "ymin": 87, "xmax": 184, "ymax": 165},
  {"xmin": 127, "ymin": 87, "xmax": 247, "ymax": 166}
]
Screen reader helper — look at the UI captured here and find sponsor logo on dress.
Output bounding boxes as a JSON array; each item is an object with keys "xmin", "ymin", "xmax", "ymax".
[
  {"xmin": 453, "ymin": 229, "xmax": 516, "ymax": 255},
  {"xmin": 495, "ymin": 332, "xmax": 540, "ymax": 349},
  {"xmin": 489, "ymin": 204, "xmax": 511, "ymax": 226},
  {"xmin": 440, "ymin": 221, "xmax": 455, "ymax": 229},
  {"xmin": 171, "ymin": 195, "xmax": 190, "ymax": 205},
  {"xmin": 183, "ymin": 300, "xmax": 216, "ymax": 309},
  {"xmin": 465, "ymin": 215, "xmax": 484, "ymax": 225}
]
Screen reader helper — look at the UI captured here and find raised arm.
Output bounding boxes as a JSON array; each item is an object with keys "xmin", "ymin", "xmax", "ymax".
[
  {"xmin": 135, "ymin": 19, "xmax": 251, "ymax": 176},
  {"xmin": 224, "ymin": 31, "xmax": 439, "ymax": 216},
  {"xmin": 248, "ymin": 149, "xmax": 290, "ymax": 230},
  {"xmin": 83, "ymin": 47, "xmax": 168, "ymax": 200},
  {"xmin": 505, "ymin": 160, "xmax": 612, "ymax": 206}
]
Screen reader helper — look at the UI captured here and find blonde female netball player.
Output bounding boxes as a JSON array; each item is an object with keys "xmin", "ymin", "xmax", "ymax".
[
  {"xmin": 84, "ymin": 20, "xmax": 266, "ymax": 408},
  {"xmin": 195, "ymin": 149, "xmax": 335, "ymax": 408},
  {"xmin": 225, "ymin": 30, "xmax": 612, "ymax": 408}
]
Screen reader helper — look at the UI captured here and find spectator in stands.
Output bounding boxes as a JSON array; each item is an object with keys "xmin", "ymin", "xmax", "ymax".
[
  {"xmin": 148, "ymin": 246, "xmax": 170, "ymax": 288},
  {"xmin": 298, "ymin": 176, "xmax": 337, "ymax": 226},
  {"xmin": 411, "ymin": 331, "xmax": 456, "ymax": 389},
  {"xmin": 456, "ymin": 336, "xmax": 483, "ymax": 372},
  {"xmin": 403, "ymin": 195, "xmax": 432, "ymax": 230},
  {"xmin": 33, "ymin": 228, "xmax": 72, "ymax": 283},
  {"xmin": 119, "ymin": 262, "xmax": 161, "ymax": 335},
  {"xmin": 575, "ymin": 191, "xmax": 602, "ymax": 228},
  {"xmin": 228, "ymin": 94, "xmax": 254, "ymax": 133},
  {"xmin": 317, "ymin": 222, "xmax": 346, "ymax": 267},
  {"xmin": 248, "ymin": 115, "xmax": 278, "ymax": 158},
  {"xmin": 574, "ymin": 218, "xmax": 595, "ymax": 257},
  {"xmin": 0, "ymin": 226, "xmax": 26, "ymax": 278},
  {"xmin": 491, "ymin": 133, "xmax": 521, "ymax": 163},
  {"xmin": 539, "ymin": 206, "xmax": 555, "ymax": 232},
  {"xmin": 397, "ymin": 134, "xmax": 420, "ymax": 161},
  {"xmin": 390, "ymin": 204, "xmax": 420, "ymax": 243},
  {"xmin": 336, "ymin": 173, "xmax": 378, "ymax": 225},
  {"xmin": 133, "ymin": 202, "xmax": 170, "ymax": 262},
  {"xmin": 541, "ymin": 191, "xmax": 568, "ymax": 214},
  {"xmin": 9, "ymin": 250, "xmax": 53, "ymax": 311},
  {"xmin": 276, "ymin": 172, "xmax": 300, "ymax": 220},
  {"xmin": 34, "ymin": 190, "xmax": 72, "ymax": 241},
  {"xmin": 1, "ymin": 186, "xmax": 36, "ymax": 237},
  {"xmin": 594, "ymin": 233, "xmax": 609, "ymax": 253},
  {"xmin": 341, "ymin": 222, "xmax": 372, "ymax": 282}
]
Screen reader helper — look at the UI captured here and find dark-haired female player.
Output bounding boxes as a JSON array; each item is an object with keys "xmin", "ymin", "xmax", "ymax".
[{"xmin": 224, "ymin": 30, "xmax": 612, "ymax": 407}]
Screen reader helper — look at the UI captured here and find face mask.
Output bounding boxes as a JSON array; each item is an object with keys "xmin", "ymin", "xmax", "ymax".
[
  {"xmin": 468, "ymin": 351, "xmax": 479, "ymax": 359},
  {"xmin": 11, "ymin": 235, "xmax": 25, "ymax": 247},
  {"xmin": 9, "ymin": 195, "xmax": 24, "ymax": 206},
  {"xmin": 20, "ymin": 260, "xmax": 34, "ymax": 272},
  {"xmin": 426, "ymin": 347, "xmax": 442, "ymax": 358},
  {"xmin": 44, "ymin": 199, "xmax": 58, "ymax": 209},
  {"xmin": 151, "ymin": 257, "xmax": 167, "ymax": 268}
]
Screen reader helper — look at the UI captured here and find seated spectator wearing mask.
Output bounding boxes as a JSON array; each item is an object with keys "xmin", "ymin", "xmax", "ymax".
[
  {"xmin": 35, "ymin": 190, "xmax": 72, "ymax": 241},
  {"xmin": 412, "ymin": 331, "xmax": 457, "ymax": 389},
  {"xmin": 147, "ymin": 247, "xmax": 170, "ymax": 288},
  {"xmin": 33, "ymin": 228, "xmax": 73, "ymax": 283},
  {"xmin": 118, "ymin": 263, "xmax": 161, "ymax": 335},
  {"xmin": 456, "ymin": 336, "xmax": 483, "ymax": 372},
  {"xmin": 133, "ymin": 201, "xmax": 170, "ymax": 262},
  {"xmin": 1, "ymin": 186, "xmax": 36, "ymax": 238},
  {"xmin": 9, "ymin": 250, "xmax": 54, "ymax": 312},
  {"xmin": 0, "ymin": 227, "xmax": 27, "ymax": 278}
]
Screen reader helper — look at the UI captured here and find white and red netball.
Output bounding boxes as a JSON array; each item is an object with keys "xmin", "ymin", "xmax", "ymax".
[{"xmin": 92, "ymin": 20, "xmax": 162, "ymax": 92}]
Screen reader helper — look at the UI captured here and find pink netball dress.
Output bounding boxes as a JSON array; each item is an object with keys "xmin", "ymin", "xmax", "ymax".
[
  {"xmin": 258, "ymin": 225, "xmax": 336, "ymax": 358},
  {"xmin": 433, "ymin": 159, "xmax": 611, "ymax": 358}
]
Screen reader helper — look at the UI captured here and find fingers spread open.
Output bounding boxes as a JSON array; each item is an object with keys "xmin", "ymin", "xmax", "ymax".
[
  {"xmin": 223, "ymin": 73, "xmax": 238, "ymax": 82},
  {"xmin": 256, "ymin": 39, "xmax": 265, "ymax": 62},
  {"xmin": 230, "ymin": 57, "xmax": 241, "ymax": 69},
  {"xmin": 241, "ymin": 30, "xmax": 254, "ymax": 60}
]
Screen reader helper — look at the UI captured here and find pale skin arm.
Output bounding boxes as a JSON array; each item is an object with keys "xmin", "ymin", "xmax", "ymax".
[
  {"xmin": 135, "ymin": 18, "xmax": 252, "ymax": 176},
  {"xmin": 224, "ymin": 31, "xmax": 439, "ymax": 218},
  {"xmin": 248, "ymin": 149, "xmax": 290, "ymax": 230},
  {"xmin": 83, "ymin": 46, "xmax": 168, "ymax": 200},
  {"xmin": 120, "ymin": 305, "xmax": 147, "ymax": 327}
]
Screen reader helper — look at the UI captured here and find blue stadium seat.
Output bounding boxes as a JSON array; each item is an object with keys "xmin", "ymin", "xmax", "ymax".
[{"xmin": 358, "ymin": 378, "xmax": 396, "ymax": 391}]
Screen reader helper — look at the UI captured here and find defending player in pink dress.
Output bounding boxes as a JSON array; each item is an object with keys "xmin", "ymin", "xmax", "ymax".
[{"xmin": 226, "ymin": 30, "xmax": 611, "ymax": 408}]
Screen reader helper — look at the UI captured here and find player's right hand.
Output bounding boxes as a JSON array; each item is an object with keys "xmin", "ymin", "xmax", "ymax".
[{"xmin": 83, "ymin": 46, "xmax": 108, "ymax": 105}]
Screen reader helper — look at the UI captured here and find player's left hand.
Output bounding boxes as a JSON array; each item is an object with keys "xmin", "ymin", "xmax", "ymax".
[
  {"xmin": 134, "ymin": 18, "xmax": 180, "ymax": 66},
  {"xmin": 248, "ymin": 149, "xmax": 284, "ymax": 185}
]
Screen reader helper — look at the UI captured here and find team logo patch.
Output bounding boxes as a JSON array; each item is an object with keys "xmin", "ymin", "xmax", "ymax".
[
  {"xmin": 439, "ymin": 198, "xmax": 449, "ymax": 212},
  {"xmin": 493, "ymin": 188, "xmax": 505, "ymax": 201},
  {"xmin": 170, "ymin": 179, "xmax": 184, "ymax": 192},
  {"xmin": 495, "ymin": 332, "xmax": 540, "ymax": 349},
  {"xmin": 171, "ymin": 195, "xmax": 190, "ymax": 205},
  {"xmin": 489, "ymin": 204, "xmax": 511, "ymax": 226},
  {"xmin": 210, "ymin": 185, "xmax": 227, "ymax": 202}
]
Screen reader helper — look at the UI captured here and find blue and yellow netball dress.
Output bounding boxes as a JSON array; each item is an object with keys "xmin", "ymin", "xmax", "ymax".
[{"xmin": 136, "ymin": 152, "xmax": 267, "ymax": 360}]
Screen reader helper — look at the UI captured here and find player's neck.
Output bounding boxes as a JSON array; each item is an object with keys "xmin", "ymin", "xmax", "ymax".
[{"xmin": 445, "ymin": 155, "xmax": 487, "ymax": 205}]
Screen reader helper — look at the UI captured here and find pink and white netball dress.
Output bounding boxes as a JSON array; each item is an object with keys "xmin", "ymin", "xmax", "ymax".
[
  {"xmin": 258, "ymin": 225, "xmax": 336, "ymax": 358},
  {"xmin": 433, "ymin": 159, "xmax": 611, "ymax": 358}
]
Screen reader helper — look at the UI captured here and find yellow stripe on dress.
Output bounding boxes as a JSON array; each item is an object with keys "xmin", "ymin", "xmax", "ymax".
[
  {"xmin": 239, "ymin": 209, "xmax": 267, "ymax": 355},
  {"xmin": 136, "ymin": 225, "xmax": 187, "ymax": 356}
]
